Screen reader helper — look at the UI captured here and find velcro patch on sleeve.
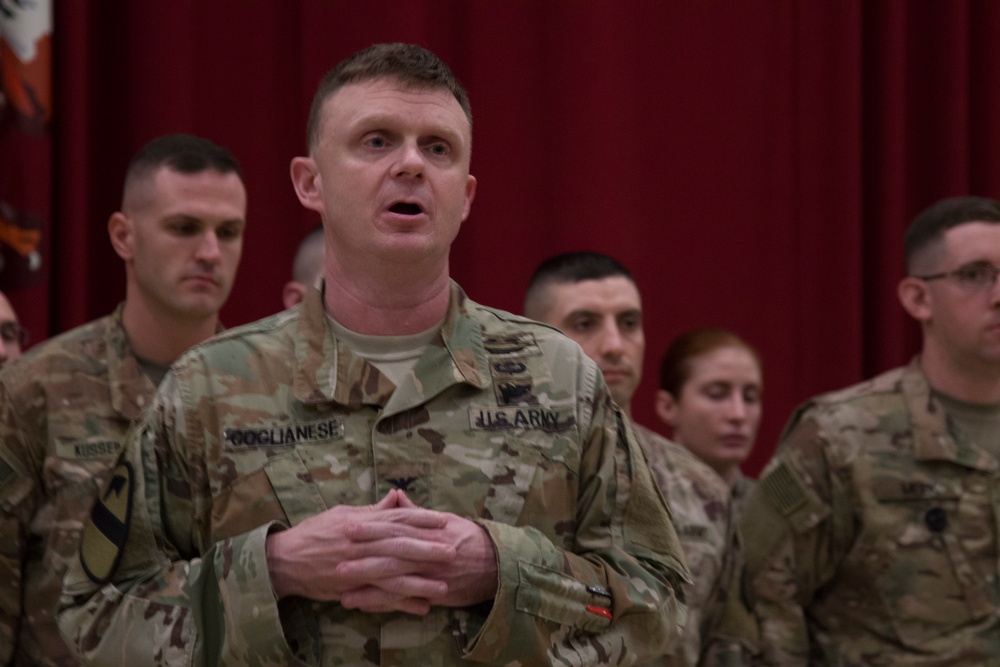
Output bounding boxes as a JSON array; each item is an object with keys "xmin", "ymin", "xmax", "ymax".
[
  {"xmin": 761, "ymin": 461, "xmax": 807, "ymax": 516},
  {"xmin": 80, "ymin": 461, "xmax": 134, "ymax": 584}
]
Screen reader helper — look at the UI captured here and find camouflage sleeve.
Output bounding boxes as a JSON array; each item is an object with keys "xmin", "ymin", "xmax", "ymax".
[
  {"xmin": 0, "ymin": 380, "xmax": 42, "ymax": 665},
  {"xmin": 741, "ymin": 414, "xmax": 846, "ymax": 667},
  {"xmin": 56, "ymin": 374, "xmax": 298, "ymax": 665},
  {"xmin": 465, "ymin": 404, "xmax": 691, "ymax": 665}
]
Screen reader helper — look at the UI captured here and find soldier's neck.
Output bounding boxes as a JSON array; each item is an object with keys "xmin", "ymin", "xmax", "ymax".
[
  {"xmin": 323, "ymin": 262, "xmax": 451, "ymax": 336},
  {"xmin": 121, "ymin": 298, "xmax": 218, "ymax": 366},
  {"xmin": 920, "ymin": 346, "xmax": 1000, "ymax": 404}
]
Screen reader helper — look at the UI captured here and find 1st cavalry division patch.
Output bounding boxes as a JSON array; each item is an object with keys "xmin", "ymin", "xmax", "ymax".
[{"xmin": 80, "ymin": 461, "xmax": 134, "ymax": 584}]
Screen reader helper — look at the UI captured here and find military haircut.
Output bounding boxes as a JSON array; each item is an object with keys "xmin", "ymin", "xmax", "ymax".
[
  {"xmin": 291, "ymin": 225, "xmax": 325, "ymax": 284},
  {"xmin": 305, "ymin": 42, "xmax": 473, "ymax": 151},
  {"xmin": 658, "ymin": 327, "xmax": 760, "ymax": 397},
  {"xmin": 904, "ymin": 195, "xmax": 1000, "ymax": 274},
  {"xmin": 125, "ymin": 133, "xmax": 242, "ymax": 185},
  {"xmin": 121, "ymin": 133, "xmax": 243, "ymax": 211},
  {"xmin": 523, "ymin": 251, "xmax": 635, "ymax": 320}
]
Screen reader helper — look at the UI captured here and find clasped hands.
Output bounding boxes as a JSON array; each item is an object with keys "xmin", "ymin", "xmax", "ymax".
[{"xmin": 266, "ymin": 489, "xmax": 498, "ymax": 615}]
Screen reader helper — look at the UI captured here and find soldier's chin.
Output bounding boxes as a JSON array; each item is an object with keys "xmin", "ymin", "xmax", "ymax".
[{"xmin": 176, "ymin": 299, "xmax": 223, "ymax": 321}]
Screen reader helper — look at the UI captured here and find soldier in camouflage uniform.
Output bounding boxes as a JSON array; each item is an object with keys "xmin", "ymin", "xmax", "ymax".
[
  {"xmin": 57, "ymin": 44, "xmax": 690, "ymax": 665},
  {"xmin": 655, "ymin": 328, "xmax": 764, "ymax": 520},
  {"xmin": 0, "ymin": 134, "xmax": 246, "ymax": 665},
  {"xmin": 742, "ymin": 195, "xmax": 1000, "ymax": 665},
  {"xmin": 283, "ymin": 225, "xmax": 325, "ymax": 310},
  {"xmin": 0, "ymin": 291, "xmax": 25, "ymax": 366},
  {"xmin": 524, "ymin": 252, "xmax": 758, "ymax": 665}
]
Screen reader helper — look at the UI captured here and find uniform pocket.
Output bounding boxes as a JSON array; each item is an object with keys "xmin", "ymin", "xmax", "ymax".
[
  {"xmin": 488, "ymin": 434, "xmax": 579, "ymax": 535},
  {"xmin": 868, "ymin": 475, "xmax": 991, "ymax": 649}
]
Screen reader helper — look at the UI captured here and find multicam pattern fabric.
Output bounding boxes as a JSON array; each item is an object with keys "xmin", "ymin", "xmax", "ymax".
[
  {"xmin": 729, "ymin": 473, "xmax": 755, "ymax": 525},
  {"xmin": 743, "ymin": 358, "xmax": 1000, "ymax": 666},
  {"xmin": 58, "ymin": 283, "xmax": 691, "ymax": 666},
  {"xmin": 0, "ymin": 305, "xmax": 157, "ymax": 666},
  {"xmin": 635, "ymin": 425, "xmax": 757, "ymax": 667}
]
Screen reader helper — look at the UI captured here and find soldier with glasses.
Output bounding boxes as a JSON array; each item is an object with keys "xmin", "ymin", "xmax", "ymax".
[{"xmin": 743, "ymin": 195, "xmax": 1000, "ymax": 665}]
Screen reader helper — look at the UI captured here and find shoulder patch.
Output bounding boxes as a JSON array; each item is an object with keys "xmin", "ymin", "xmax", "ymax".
[
  {"xmin": 761, "ymin": 461, "xmax": 807, "ymax": 516},
  {"xmin": 80, "ymin": 461, "xmax": 134, "ymax": 584}
]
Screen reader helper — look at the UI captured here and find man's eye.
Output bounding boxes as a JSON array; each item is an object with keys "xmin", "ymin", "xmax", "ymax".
[
  {"xmin": 572, "ymin": 319, "xmax": 595, "ymax": 332},
  {"xmin": 173, "ymin": 224, "xmax": 198, "ymax": 236},
  {"xmin": 368, "ymin": 136, "xmax": 387, "ymax": 148},
  {"xmin": 429, "ymin": 143, "xmax": 448, "ymax": 156},
  {"xmin": 961, "ymin": 264, "xmax": 997, "ymax": 286},
  {"xmin": 217, "ymin": 226, "xmax": 242, "ymax": 241}
]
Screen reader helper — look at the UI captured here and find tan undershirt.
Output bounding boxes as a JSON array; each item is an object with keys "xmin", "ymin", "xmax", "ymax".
[
  {"xmin": 932, "ymin": 389, "xmax": 1000, "ymax": 458},
  {"xmin": 135, "ymin": 354, "xmax": 171, "ymax": 387},
  {"xmin": 327, "ymin": 314, "xmax": 442, "ymax": 387}
]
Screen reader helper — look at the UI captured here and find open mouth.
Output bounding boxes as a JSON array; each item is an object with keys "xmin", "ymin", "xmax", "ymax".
[{"xmin": 389, "ymin": 202, "xmax": 424, "ymax": 215}]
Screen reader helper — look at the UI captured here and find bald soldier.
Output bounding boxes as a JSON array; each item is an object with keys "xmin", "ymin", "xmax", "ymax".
[
  {"xmin": 0, "ymin": 291, "xmax": 25, "ymax": 366},
  {"xmin": 57, "ymin": 44, "xmax": 688, "ymax": 665},
  {"xmin": 282, "ymin": 225, "xmax": 325, "ymax": 309},
  {"xmin": 525, "ymin": 251, "xmax": 758, "ymax": 665},
  {"xmin": 744, "ymin": 196, "xmax": 1000, "ymax": 664},
  {"xmin": 0, "ymin": 134, "xmax": 246, "ymax": 666}
]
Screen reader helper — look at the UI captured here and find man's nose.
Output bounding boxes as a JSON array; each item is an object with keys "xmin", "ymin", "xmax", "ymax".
[
  {"xmin": 195, "ymin": 231, "xmax": 222, "ymax": 262},
  {"xmin": 600, "ymin": 322, "xmax": 625, "ymax": 357},
  {"xmin": 392, "ymin": 141, "xmax": 426, "ymax": 179}
]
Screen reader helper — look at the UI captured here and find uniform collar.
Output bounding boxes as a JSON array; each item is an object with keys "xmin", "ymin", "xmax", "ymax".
[
  {"xmin": 906, "ymin": 357, "xmax": 999, "ymax": 471},
  {"xmin": 293, "ymin": 281, "xmax": 488, "ymax": 410},
  {"xmin": 106, "ymin": 303, "xmax": 158, "ymax": 421}
]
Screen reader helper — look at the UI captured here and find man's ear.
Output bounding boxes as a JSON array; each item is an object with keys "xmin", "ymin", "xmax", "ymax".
[
  {"xmin": 898, "ymin": 276, "xmax": 933, "ymax": 322},
  {"xmin": 460, "ymin": 174, "xmax": 477, "ymax": 222},
  {"xmin": 654, "ymin": 389, "xmax": 678, "ymax": 427},
  {"xmin": 282, "ymin": 281, "xmax": 307, "ymax": 310},
  {"xmin": 290, "ymin": 157, "xmax": 324, "ymax": 214},
  {"xmin": 107, "ymin": 212, "xmax": 134, "ymax": 261}
]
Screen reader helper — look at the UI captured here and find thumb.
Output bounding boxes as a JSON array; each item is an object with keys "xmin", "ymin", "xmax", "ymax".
[
  {"xmin": 373, "ymin": 489, "xmax": 402, "ymax": 510},
  {"xmin": 394, "ymin": 490, "xmax": 419, "ymax": 509}
]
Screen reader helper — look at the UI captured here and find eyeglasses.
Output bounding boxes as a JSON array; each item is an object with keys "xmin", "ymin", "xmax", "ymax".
[
  {"xmin": 0, "ymin": 321, "xmax": 28, "ymax": 347},
  {"xmin": 914, "ymin": 262, "xmax": 1000, "ymax": 292}
]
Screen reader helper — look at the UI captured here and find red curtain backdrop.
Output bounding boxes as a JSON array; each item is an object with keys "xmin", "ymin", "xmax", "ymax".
[{"xmin": 18, "ymin": 0, "xmax": 1000, "ymax": 476}]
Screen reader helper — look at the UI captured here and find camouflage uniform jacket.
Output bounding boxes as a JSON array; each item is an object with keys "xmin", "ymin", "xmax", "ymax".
[
  {"xmin": 743, "ymin": 358, "xmax": 1000, "ymax": 666},
  {"xmin": 58, "ymin": 283, "xmax": 690, "ymax": 666},
  {"xmin": 0, "ymin": 305, "xmax": 157, "ymax": 666},
  {"xmin": 635, "ymin": 425, "xmax": 757, "ymax": 667},
  {"xmin": 728, "ymin": 473, "xmax": 755, "ymax": 524}
]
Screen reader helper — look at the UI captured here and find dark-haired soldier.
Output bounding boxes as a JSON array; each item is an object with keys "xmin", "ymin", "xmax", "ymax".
[
  {"xmin": 57, "ymin": 44, "xmax": 687, "ymax": 666},
  {"xmin": 744, "ymin": 195, "xmax": 1000, "ymax": 665},
  {"xmin": 0, "ymin": 134, "xmax": 246, "ymax": 665},
  {"xmin": 525, "ymin": 251, "xmax": 758, "ymax": 666}
]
